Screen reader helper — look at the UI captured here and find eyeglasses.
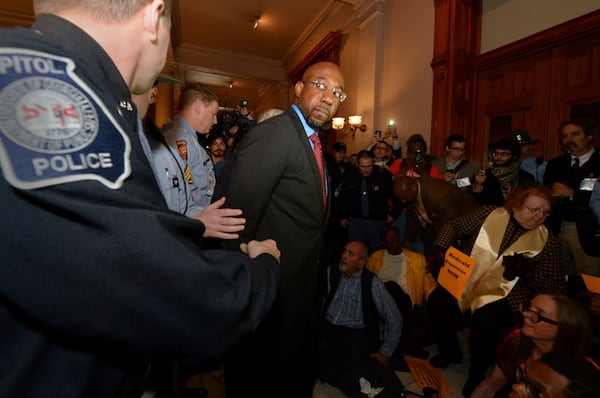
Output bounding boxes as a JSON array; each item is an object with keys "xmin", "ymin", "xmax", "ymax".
[
  {"xmin": 449, "ymin": 147, "xmax": 465, "ymax": 152},
  {"xmin": 519, "ymin": 303, "xmax": 559, "ymax": 326},
  {"xmin": 492, "ymin": 151, "xmax": 512, "ymax": 157},
  {"xmin": 515, "ymin": 367, "xmax": 542, "ymax": 398},
  {"xmin": 524, "ymin": 205, "xmax": 552, "ymax": 218},
  {"xmin": 303, "ymin": 80, "xmax": 347, "ymax": 102}
]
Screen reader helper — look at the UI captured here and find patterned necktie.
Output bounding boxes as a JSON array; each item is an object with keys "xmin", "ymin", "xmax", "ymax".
[{"xmin": 309, "ymin": 133, "xmax": 327, "ymax": 208}]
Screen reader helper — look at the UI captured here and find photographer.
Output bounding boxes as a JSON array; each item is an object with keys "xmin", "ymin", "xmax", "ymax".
[
  {"xmin": 219, "ymin": 99, "xmax": 257, "ymax": 151},
  {"xmin": 389, "ymin": 133, "xmax": 443, "ymax": 179}
]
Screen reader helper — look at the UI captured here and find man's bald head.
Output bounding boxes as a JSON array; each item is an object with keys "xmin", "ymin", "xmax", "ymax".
[{"xmin": 393, "ymin": 176, "xmax": 418, "ymax": 204}]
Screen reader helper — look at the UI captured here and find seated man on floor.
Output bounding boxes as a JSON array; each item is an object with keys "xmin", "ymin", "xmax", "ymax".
[
  {"xmin": 367, "ymin": 226, "xmax": 437, "ymax": 358},
  {"xmin": 319, "ymin": 241, "xmax": 404, "ymax": 398}
]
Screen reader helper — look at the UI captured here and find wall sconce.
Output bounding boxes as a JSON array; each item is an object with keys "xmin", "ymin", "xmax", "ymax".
[{"xmin": 331, "ymin": 115, "xmax": 367, "ymax": 139}]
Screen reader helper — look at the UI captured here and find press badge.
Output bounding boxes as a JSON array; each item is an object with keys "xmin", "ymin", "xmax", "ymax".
[
  {"xmin": 0, "ymin": 48, "xmax": 131, "ymax": 190},
  {"xmin": 580, "ymin": 177, "xmax": 596, "ymax": 191},
  {"xmin": 456, "ymin": 176, "xmax": 471, "ymax": 188}
]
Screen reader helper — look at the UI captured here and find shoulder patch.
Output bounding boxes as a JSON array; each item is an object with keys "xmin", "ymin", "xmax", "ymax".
[{"xmin": 0, "ymin": 48, "xmax": 131, "ymax": 190}]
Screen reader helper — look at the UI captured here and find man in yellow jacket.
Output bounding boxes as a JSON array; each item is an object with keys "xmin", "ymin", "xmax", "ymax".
[{"xmin": 367, "ymin": 226, "xmax": 437, "ymax": 358}]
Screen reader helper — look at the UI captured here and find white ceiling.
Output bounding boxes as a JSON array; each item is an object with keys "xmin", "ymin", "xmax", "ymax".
[{"xmin": 172, "ymin": 0, "xmax": 335, "ymax": 108}]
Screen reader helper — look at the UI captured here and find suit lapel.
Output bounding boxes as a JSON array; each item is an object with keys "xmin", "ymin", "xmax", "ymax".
[{"xmin": 287, "ymin": 109, "xmax": 327, "ymax": 216}]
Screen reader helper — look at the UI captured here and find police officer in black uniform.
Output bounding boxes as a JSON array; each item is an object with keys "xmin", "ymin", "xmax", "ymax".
[{"xmin": 0, "ymin": 1, "xmax": 281, "ymax": 397}]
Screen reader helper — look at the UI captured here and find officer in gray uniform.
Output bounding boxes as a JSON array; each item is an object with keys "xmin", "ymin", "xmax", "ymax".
[
  {"xmin": 135, "ymin": 81, "xmax": 203, "ymax": 217},
  {"xmin": 161, "ymin": 84, "xmax": 220, "ymax": 210}
]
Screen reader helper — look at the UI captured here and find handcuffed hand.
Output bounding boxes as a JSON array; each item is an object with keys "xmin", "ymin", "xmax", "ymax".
[
  {"xmin": 427, "ymin": 244, "xmax": 447, "ymax": 278},
  {"xmin": 502, "ymin": 253, "xmax": 533, "ymax": 281}
]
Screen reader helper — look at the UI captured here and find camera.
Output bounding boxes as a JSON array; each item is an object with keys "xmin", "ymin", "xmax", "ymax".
[{"xmin": 219, "ymin": 100, "xmax": 256, "ymax": 138}]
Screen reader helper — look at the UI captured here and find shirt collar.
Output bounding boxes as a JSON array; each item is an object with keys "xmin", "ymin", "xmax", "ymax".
[
  {"xmin": 342, "ymin": 268, "xmax": 364, "ymax": 280},
  {"xmin": 573, "ymin": 147, "xmax": 595, "ymax": 165},
  {"xmin": 291, "ymin": 104, "xmax": 317, "ymax": 138},
  {"xmin": 175, "ymin": 114, "xmax": 194, "ymax": 130}
]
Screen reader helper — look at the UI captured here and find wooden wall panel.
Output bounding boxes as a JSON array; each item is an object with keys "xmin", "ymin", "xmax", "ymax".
[
  {"xmin": 469, "ymin": 10, "xmax": 600, "ymax": 164},
  {"xmin": 548, "ymin": 31, "xmax": 600, "ymax": 158},
  {"xmin": 471, "ymin": 53, "xmax": 551, "ymax": 164}
]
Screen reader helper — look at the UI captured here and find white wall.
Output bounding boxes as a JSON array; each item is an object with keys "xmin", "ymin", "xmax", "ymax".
[
  {"xmin": 481, "ymin": 0, "xmax": 600, "ymax": 53},
  {"xmin": 322, "ymin": 0, "xmax": 435, "ymax": 154},
  {"xmin": 284, "ymin": 0, "xmax": 434, "ymax": 155},
  {"xmin": 379, "ymin": 0, "xmax": 434, "ymax": 154}
]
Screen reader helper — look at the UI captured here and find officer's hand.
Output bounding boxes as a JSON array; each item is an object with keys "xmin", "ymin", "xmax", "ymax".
[
  {"xmin": 369, "ymin": 352, "xmax": 390, "ymax": 367},
  {"xmin": 241, "ymin": 239, "xmax": 281, "ymax": 263},
  {"xmin": 192, "ymin": 197, "xmax": 245, "ymax": 239}
]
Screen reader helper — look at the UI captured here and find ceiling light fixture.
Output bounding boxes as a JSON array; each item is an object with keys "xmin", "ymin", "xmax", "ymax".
[
  {"xmin": 229, "ymin": 79, "xmax": 233, "ymax": 89},
  {"xmin": 253, "ymin": 17, "xmax": 260, "ymax": 30}
]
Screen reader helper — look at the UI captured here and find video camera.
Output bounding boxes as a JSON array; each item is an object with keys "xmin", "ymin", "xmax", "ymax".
[{"xmin": 220, "ymin": 99, "xmax": 255, "ymax": 137}]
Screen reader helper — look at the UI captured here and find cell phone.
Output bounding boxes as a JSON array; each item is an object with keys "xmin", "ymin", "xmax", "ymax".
[{"xmin": 415, "ymin": 149, "xmax": 423, "ymax": 164}]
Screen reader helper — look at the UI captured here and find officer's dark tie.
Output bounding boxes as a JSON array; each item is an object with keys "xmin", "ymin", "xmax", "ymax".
[{"xmin": 572, "ymin": 157, "xmax": 580, "ymax": 170}]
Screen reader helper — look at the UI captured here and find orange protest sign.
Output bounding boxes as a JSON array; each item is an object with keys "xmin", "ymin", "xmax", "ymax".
[
  {"xmin": 404, "ymin": 356, "xmax": 453, "ymax": 398},
  {"xmin": 437, "ymin": 246, "xmax": 476, "ymax": 300},
  {"xmin": 582, "ymin": 273, "xmax": 600, "ymax": 294}
]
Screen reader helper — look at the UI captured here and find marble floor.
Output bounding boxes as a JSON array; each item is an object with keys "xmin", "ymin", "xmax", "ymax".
[{"xmin": 313, "ymin": 329, "xmax": 471, "ymax": 398}]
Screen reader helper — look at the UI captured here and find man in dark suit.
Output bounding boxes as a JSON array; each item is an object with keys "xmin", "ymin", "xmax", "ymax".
[
  {"xmin": 224, "ymin": 62, "xmax": 346, "ymax": 398},
  {"xmin": 544, "ymin": 119, "xmax": 600, "ymax": 276},
  {"xmin": 338, "ymin": 150, "xmax": 395, "ymax": 253},
  {"xmin": 393, "ymin": 175, "xmax": 480, "ymax": 258}
]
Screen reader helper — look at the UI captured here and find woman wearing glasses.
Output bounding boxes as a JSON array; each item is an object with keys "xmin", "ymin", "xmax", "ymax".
[
  {"xmin": 472, "ymin": 293, "xmax": 593, "ymax": 398},
  {"xmin": 426, "ymin": 184, "xmax": 566, "ymax": 397}
]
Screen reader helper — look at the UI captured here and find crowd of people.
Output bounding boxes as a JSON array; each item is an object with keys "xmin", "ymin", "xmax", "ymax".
[
  {"xmin": 322, "ymin": 121, "xmax": 600, "ymax": 397},
  {"xmin": 2, "ymin": 2, "xmax": 600, "ymax": 398}
]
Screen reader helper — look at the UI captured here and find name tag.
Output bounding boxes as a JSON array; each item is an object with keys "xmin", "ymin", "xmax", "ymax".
[
  {"xmin": 456, "ymin": 176, "xmax": 471, "ymax": 188},
  {"xmin": 580, "ymin": 177, "xmax": 596, "ymax": 191},
  {"xmin": 0, "ymin": 49, "xmax": 130, "ymax": 190}
]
